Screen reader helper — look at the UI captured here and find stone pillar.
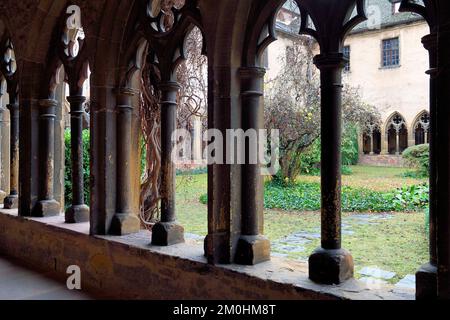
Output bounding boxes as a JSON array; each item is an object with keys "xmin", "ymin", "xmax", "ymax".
[
  {"xmin": 436, "ymin": 19, "xmax": 450, "ymax": 300},
  {"xmin": 395, "ymin": 129, "xmax": 400, "ymax": 155},
  {"xmin": 369, "ymin": 130, "xmax": 374, "ymax": 155},
  {"xmin": 234, "ymin": 67, "xmax": 270, "ymax": 265},
  {"xmin": 3, "ymin": 102, "xmax": 19, "ymax": 209},
  {"xmin": 65, "ymin": 95, "xmax": 89, "ymax": 223},
  {"xmin": 0, "ymin": 101, "xmax": 5, "ymax": 202},
  {"xmin": 32, "ymin": 99, "xmax": 61, "ymax": 216},
  {"xmin": 308, "ymin": 53, "xmax": 353, "ymax": 284},
  {"xmin": 109, "ymin": 88, "xmax": 140, "ymax": 235},
  {"xmin": 151, "ymin": 81, "xmax": 184, "ymax": 246},
  {"xmin": 416, "ymin": 33, "xmax": 438, "ymax": 300}
]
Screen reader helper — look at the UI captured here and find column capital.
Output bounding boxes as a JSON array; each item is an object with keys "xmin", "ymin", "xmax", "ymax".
[
  {"xmin": 115, "ymin": 87, "xmax": 140, "ymax": 97},
  {"xmin": 313, "ymin": 53, "xmax": 347, "ymax": 70},
  {"xmin": 39, "ymin": 99, "xmax": 58, "ymax": 108},
  {"xmin": 239, "ymin": 67, "xmax": 266, "ymax": 79},
  {"xmin": 159, "ymin": 81, "xmax": 181, "ymax": 92},
  {"xmin": 422, "ymin": 33, "xmax": 437, "ymax": 51},
  {"xmin": 66, "ymin": 95, "xmax": 87, "ymax": 105}
]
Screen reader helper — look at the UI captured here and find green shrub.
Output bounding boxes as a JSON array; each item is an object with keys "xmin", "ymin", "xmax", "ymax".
[
  {"xmin": 341, "ymin": 124, "xmax": 360, "ymax": 166},
  {"xmin": 299, "ymin": 124, "xmax": 359, "ymax": 176},
  {"xmin": 199, "ymin": 193, "xmax": 208, "ymax": 205},
  {"xmin": 65, "ymin": 129, "xmax": 90, "ymax": 208},
  {"xmin": 263, "ymin": 181, "xmax": 428, "ymax": 212},
  {"xmin": 402, "ymin": 144, "xmax": 429, "ymax": 178},
  {"xmin": 199, "ymin": 181, "xmax": 429, "ymax": 212}
]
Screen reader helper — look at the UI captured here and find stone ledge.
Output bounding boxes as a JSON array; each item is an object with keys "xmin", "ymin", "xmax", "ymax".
[{"xmin": 0, "ymin": 208, "xmax": 414, "ymax": 300}]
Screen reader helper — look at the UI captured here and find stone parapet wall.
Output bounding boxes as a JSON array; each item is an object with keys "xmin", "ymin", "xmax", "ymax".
[
  {"xmin": 358, "ymin": 155, "xmax": 406, "ymax": 167},
  {"xmin": 0, "ymin": 209, "xmax": 413, "ymax": 300}
]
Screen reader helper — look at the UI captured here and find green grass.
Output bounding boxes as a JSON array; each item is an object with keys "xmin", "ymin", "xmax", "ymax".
[{"xmin": 176, "ymin": 166, "xmax": 429, "ymax": 282}]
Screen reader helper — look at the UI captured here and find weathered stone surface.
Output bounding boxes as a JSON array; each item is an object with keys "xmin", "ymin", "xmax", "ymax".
[
  {"xmin": 0, "ymin": 210, "xmax": 415, "ymax": 300},
  {"xmin": 415, "ymin": 262, "xmax": 437, "ymax": 299},
  {"xmin": 395, "ymin": 275, "xmax": 416, "ymax": 290},
  {"xmin": 65, "ymin": 204, "xmax": 90, "ymax": 224},
  {"xmin": 32, "ymin": 199, "xmax": 61, "ymax": 218},
  {"xmin": 309, "ymin": 248, "xmax": 354, "ymax": 285},
  {"xmin": 109, "ymin": 213, "xmax": 140, "ymax": 236},
  {"xmin": 359, "ymin": 266, "xmax": 396, "ymax": 280},
  {"xmin": 235, "ymin": 235, "xmax": 271, "ymax": 265},
  {"xmin": 151, "ymin": 221, "xmax": 185, "ymax": 246}
]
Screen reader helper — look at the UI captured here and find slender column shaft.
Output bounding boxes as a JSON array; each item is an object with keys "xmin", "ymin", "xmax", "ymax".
[
  {"xmin": 436, "ymin": 23, "xmax": 450, "ymax": 300},
  {"xmin": 308, "ymin": 53, "xmax": 353, "ymax": 284},
  {"xmin": 415, "ymin": 33, "xmax": 438, "ymax": 300},
  {"xmin": 234, "ymin": 67, "xmax": 270, "ymax": 265},
  {"xmin": 425, "ymin": 35, "xmax": 438, "ymax": 265},
  {"xmin": 160, "ymin": 82, "xmax": 179, "ymax": 223},
  {"xmin": 369, "ymin": 132, "xmax": 374, "ymax": 155},
  {"xmin": 396, "ymin": 130, "xmax": 400, "ymax": 155},
  {"xmin": 151, "ymin": 81, "xmax": 184, "ymax": 246},
  {"xmin": 110, "ymin": 88, "xmax": 140, "ymax": 235},
  {"xmin": 0, "ymin": 103, "xmax": 5, "ymax": 200},
  {"xmin": 241, "ymin": 67, "xmax": 264, "ymax": 236},
  {"xmin": 32, "ymin": 99, "xmax": 60, "ymax": 216},
  {"xmin": 4, "ymin": 102, "xmax": 19, "ymax": 209},
  {"xmin": 317, "ymin": 54, "xmax": 344, "ymax": 250},
  {"xmin": 65, "ymin": 95, "xmax": 89, "ymax": 223}
]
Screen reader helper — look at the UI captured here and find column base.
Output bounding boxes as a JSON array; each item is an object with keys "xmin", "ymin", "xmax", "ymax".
[
  {"xmin": 3, "ymin": 194, "xmax": 19, "ymax": 209},
  {"xmin": 65, "ymin": 204, "xmax": 90, "ymax": 223},
  {"xmin": 204, "ymin": 232, "xmax": 231, "ymax": 264},
  {"xmin": 309, "ymin": 247, "xmax": 354, "ymax": 285},
  {"xmin": 109, "ymin": 213, "xmax": 141, "ymax": 235},
  {"xmin": 32, "ymin": 199, "xmax": 61, "ymax": 217},
  {"xmin": 416, "ymin": 262, "xmax": 437, "ymax": 299},
  {"xmin": 0, "ymin": 190, "xmax": 6, "ymax": 202},
  {"xmin": 151, "ymin": 221, "xmax": 184, "ymax": 246},
  {"xmin": 234, "ymin": 235, "xmax": 271, "ymax": 265}
]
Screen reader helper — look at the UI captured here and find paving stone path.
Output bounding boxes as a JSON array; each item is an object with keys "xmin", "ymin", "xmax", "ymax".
[
  {"xmin": 185, "ymin": 213, "xmax": 414, "ymax": 290},
  {"xmin": 269, "ymin": 213, "xmax": 414, "ymax": 290}
]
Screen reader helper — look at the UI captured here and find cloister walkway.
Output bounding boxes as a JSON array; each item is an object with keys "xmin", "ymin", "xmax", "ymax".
[{"xmin": 0, "ymin": 254, "xmax": 93, "ymax": 300}]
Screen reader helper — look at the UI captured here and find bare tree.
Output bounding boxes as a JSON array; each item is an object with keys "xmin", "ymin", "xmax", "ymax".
[{"xmin": 264, "ymin": 36, "xmax": 380, "ymax": 182}]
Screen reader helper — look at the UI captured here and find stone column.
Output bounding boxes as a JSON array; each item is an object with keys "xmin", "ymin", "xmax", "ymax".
[
  {"xmin": 436, "ymin": 19, "xmax": 450, "ymax": 300},
  {"xmin": 3, "ymin": 101, "xmax": 19, "ymax": 209},
  {"xmin": 109, "ymin": 88, "xmax": 140, "ymax": 235},
  {"xmin": 65, "ymin": 95, "xmax": 89, "ymax": 223},
  {"xmin": 369, "ymin": 130, "xmax": 374, "ymax": 155},
  {"xmin": 234, "ymin": 67, "xmax": 270, "ymax": 265},
  {"xmin": 0, "ymin": 101, "xmax": 5, "ymax": 201},
  {"xmin": 308, "ymin": 53, "xmax": 353, "ymax": 284},
  {"xmin": 416, "ymin": 33, "xmax": 438, "ymax": 300},
  {"xmin": 32, "ymin": 99, "xmax": 61, "ymax": 216},
  {"xmin": 395, "ymin": 128, "xmax": 400, "ymax": 155},
  {"xmin": 151, "ymin": 81, "xmax": 184, "ymax": 246}
]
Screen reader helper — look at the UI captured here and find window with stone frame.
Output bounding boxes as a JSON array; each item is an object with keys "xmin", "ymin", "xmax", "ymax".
[
  {"xmin": 382, "ymin": 37, "xmax": 400, "ymax": 68},
  {"xmin": 343, "ymin": 45, "xmax": 351, "ymax": 72}
]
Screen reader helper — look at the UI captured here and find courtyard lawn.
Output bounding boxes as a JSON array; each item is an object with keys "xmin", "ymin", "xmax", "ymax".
[{"xmin": 176, "ymin": 165, "xmax": 429, "ymax": 283}]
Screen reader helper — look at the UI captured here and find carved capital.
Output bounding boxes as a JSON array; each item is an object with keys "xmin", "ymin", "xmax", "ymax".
[
  {"xmin": 159, "ymin": 81, "xmax": 181, "ymax": 93},
  {"xmin": 239, "ymin": 67, "xmax": 266, "ymax": 80},
  {"xmin": 66, "ymin": 95, "xmax": 86, "ymax": 105},
  {"xmin": 39, "ymin": 99, "xmax": 58, "ymax": 118},
  {"xmin": 313, "ymin": 53, "xmax": 347, "ymax": 70}
]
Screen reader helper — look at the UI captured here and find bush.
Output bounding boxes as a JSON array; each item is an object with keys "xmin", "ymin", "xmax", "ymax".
[
  {"xmin": 263, "ymin": 180, "xmax": 428, "ymax": 212},
  {"xmin": 199, "ymin": 193, "xmax": 208, "ymax": 205},
  {"xmin": 299, "ymin": 124, "xmax": 359, "ymax": 176},
  {"xmin": 65, "ymin": 129, "xmax": 90, "ymax": 208},
  {"xmin": 199, "ymin": 181, "xmax": 429, "ymax": 212},
  {"xmin": 402, "ymin": 144, "xmax": 429, "ymax": 178}
]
